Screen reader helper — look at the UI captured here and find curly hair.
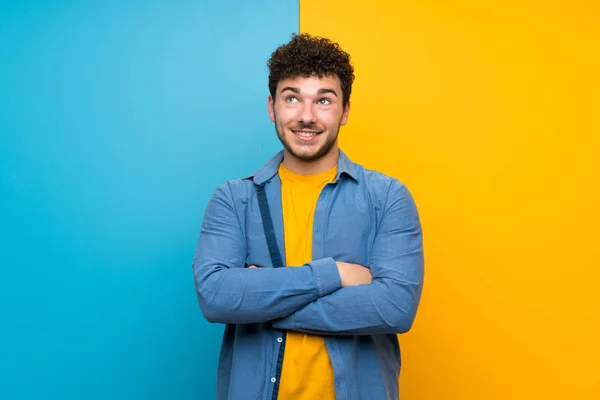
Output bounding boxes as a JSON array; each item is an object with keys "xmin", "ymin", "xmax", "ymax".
[{"xmin": 267, "ymin": 33, "xmax": 355, "ymax": 107}]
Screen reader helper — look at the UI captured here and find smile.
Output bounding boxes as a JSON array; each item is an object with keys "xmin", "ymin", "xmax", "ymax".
[{"xmin": 292, "ymin": 130, "xmax": 321, "ymax": 137}]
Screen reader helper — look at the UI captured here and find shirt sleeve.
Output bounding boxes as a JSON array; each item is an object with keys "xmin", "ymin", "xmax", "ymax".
[
  {"xmin": 192, "ymin": 182, "xmax": 342, "ymax": 325},
  {"xmin": 271, "ymin": 180, "xmax": 424, "ymax": 335}
]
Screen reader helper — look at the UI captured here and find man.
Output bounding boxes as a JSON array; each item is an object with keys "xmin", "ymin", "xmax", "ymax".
[{"xmin": 193, "ymin": 33, "xmax": 424, "ymax": 400}]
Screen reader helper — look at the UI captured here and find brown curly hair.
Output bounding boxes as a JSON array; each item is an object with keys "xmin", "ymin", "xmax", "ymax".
[{"xmin": 267, "ymin": 33, "xmax": 355, "ymax": 107}]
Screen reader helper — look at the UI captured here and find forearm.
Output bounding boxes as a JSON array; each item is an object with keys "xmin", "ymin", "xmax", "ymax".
[
  {"xmin": 194, "ymin": 257, "xmax": 341, "ymax": 324},
  {"xmin": 194, "ymin": 183, "xmax": 342, "ymax": 325},
  {"xmin": 273, "ymin": 180, "xmax": 425, "ymax": 335},
  {"xmin": 271, "ymin": 275, "xmax": 422, "ymax": 335}
]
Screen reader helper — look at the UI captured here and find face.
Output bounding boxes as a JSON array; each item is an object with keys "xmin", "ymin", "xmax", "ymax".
[{"xmin": 268, "ymin": 75, "xmax": 350, "ymax": 165}]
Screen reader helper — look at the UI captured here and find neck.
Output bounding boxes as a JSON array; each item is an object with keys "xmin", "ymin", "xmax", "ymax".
[{"xmin": 282, "ymin": 145, "xmax": 339, "ymax": 175}]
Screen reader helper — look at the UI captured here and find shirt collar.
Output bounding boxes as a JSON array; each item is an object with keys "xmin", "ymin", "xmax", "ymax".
[{"xmin": 248, "ymin": 149, "xmax": 359, "ymax": 186}]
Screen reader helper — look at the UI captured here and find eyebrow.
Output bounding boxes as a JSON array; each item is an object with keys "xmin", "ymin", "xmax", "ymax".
[
  {"xmin": 317, "ymin": 88, "xmax": 338, "ymax": 97},
  {"xmin": 279, "ymin": 87, "xmax": 339, "ymax": 97},
  {"xmin": 280, "ymin": 86, "xmax": 300, "ymax": 94}
]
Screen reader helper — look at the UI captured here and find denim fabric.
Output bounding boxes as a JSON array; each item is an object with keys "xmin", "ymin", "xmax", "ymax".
[{"xmin": 193, "ymin": 150, "xmax": 424, "ymax": 400}]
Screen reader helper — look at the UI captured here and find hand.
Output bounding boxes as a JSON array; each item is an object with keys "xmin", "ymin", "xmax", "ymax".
[
  {"xmin": 248, "ymin": 265, "xmax": 258, "ymax": 269},
  {"xmin": 336, "ymin": 262, "xmax": 372, "ymax": 287}
]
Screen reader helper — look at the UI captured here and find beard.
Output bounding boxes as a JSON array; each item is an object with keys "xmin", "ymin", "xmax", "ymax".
[{"xmin": 274, "ymin": 115, "xmax": 341, "ymax": 162}]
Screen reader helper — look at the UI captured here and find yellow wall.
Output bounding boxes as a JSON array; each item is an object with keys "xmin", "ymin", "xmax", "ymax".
[{"xmin": 300, "ymin": 1, "xmax": 600, "ymax": 398}]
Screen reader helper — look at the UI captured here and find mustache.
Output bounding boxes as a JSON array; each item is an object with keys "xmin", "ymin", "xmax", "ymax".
[{"xmin": 290, "ymin": 123, "xmax": 322, "ymax": 131}]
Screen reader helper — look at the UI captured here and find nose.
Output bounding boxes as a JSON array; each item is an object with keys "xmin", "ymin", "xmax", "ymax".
[{"xmin": 298, "ymin": 102, "xmax": 316, "ymax": 124}]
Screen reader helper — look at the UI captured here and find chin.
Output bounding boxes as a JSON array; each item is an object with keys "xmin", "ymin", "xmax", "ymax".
[{"xmin": 295, "ymin": 148, "xmax": 331, "ymax": 162}]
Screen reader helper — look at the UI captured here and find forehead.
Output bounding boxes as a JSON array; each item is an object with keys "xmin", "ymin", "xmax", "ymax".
[{"xmin": 276, "ymin": 75, "xmax": 342, "ymax": 94}]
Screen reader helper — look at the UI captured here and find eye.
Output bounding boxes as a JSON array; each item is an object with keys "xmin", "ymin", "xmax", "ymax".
[
  {"xmin": 317, "ymin": 98, "xmax": 331, "ymax": 105},
  {"xmin": 286, "ymin": 96, "xmax": 298, "ymax": 103}
]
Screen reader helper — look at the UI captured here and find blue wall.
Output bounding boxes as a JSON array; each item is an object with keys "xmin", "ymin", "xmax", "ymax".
[{"xmin": 0, "ymin": 1, "xmax": 297, "ymax": 398}]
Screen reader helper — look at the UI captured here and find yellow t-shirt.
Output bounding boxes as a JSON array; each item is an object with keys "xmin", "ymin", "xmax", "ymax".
[{"xmin": 277, "ymin": 163, "xmax": 337, "ymax": 400}]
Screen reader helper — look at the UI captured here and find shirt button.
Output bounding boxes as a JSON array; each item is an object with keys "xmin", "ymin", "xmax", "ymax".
[
  {"xmin": 271, "ymin": 377, "xmax": 276, "ymax": 383},
  {"xmin": 277, "ymin": 337, "xmax": 283, "ymax": 343}
]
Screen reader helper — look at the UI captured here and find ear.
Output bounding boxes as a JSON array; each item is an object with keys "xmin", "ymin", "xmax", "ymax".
[
  {"xmin": 268, "ymin": 95, "xmax": 275, "ymax": 122},
  {"xmin": 340, "ymin": 101, "xmax": 351, "ymax": 126}
]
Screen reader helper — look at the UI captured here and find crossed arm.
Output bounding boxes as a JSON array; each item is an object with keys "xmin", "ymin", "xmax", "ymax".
[{"xmin": 193, "ymin": 181, "xmax": 423, "ymax": 335}]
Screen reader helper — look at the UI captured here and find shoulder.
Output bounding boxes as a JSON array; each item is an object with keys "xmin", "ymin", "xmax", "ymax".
[
  {"xmin": 354, "ymin": 163, "xmax": 409, "ymax": 198},
  {"xmin": 211, "ymin": 177, "xmax": 255, "ymax": 205},
  {"xmin": 349, "ymin": 163, "xmax": 417, "ymax": 219},
  {"xmin": 340, "ymin": 150, "xmax": 407, "ymax": 198}
]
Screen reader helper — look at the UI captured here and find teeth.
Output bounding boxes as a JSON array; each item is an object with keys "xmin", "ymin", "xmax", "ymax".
[{"xmin": 295, "ymin": 131, "xmax": 318, "ymax": 137}]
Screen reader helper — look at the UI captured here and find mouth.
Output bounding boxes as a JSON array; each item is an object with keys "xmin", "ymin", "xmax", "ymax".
[{"xmin": 291, "ymin": 129, "xmax": 322, "ymax": 141}]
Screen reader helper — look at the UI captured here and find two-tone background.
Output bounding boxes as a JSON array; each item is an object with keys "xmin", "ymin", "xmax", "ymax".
[{"xmin": 1, "ymin": 1, "xmax": 598, "ymax": 399}]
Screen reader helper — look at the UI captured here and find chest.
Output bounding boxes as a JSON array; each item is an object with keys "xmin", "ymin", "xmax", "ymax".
[{"xmin": 243, "ymin": 181, "xmax": 379, "ymax": 268}]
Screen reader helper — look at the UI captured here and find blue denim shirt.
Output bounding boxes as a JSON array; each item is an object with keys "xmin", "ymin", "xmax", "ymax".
[{"xmin": 193, "ymin": 150, "xmax": 424, "ymax": 400}]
